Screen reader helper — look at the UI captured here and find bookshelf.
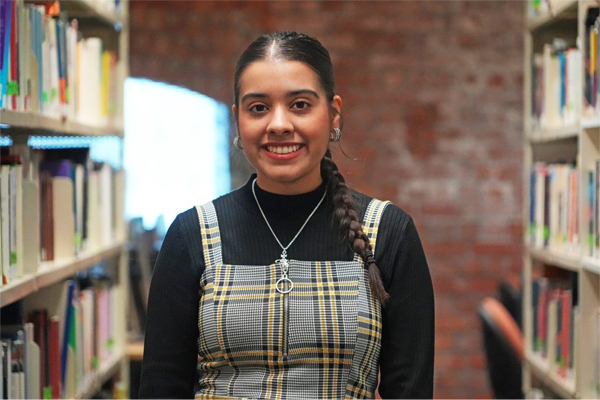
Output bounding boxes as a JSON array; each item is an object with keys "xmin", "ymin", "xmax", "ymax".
[
  {"xmin": 0, "ymin": 0, "xmax": 130, "ymax": 398},
  {"xmin": 524, "ymin": 0, "xmax": 600, "ymax": 399},
  {"xmin": 0, "ymin": 109, "xmax": 124, "ymax": 137},
  {"xmin": 74, "ymin": 351, "xmax": 125, "ymax": 399},
  {"xmin": 0, "ymin": 240, "xmax": 126, "ymax": 306}
]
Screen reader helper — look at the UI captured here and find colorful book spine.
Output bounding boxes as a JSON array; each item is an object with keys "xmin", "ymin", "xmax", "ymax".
[{"xmin": 0, "ymin": 2, "xmax": 121, "ymax": 124}]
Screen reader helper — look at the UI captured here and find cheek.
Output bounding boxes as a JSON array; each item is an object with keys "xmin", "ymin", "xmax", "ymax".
[{"xmin": 238, "ymin": 118, "xmax": 262, "ymax": 141}]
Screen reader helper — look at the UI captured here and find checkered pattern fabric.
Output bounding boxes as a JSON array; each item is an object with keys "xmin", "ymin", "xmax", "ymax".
[{"xmin": 194, "ymin": 199, "xmax": 391, "ymax": 400}]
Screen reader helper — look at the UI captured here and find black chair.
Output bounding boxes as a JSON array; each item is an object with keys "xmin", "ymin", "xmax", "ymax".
[{"xmin": 478, "ymin": 297, "xmax": 524, "ymax": 399}]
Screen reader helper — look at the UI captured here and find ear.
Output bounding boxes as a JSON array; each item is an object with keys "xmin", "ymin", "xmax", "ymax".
[
  {"xmin": 232, "ymin": 104, "xmax": 240, "ymax": 132},
  {"xmin": 331, "ymin": 95, "xmax": 342, "ymax": 128}
]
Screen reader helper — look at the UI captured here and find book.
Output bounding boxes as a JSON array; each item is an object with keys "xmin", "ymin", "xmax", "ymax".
[
  {"xmin": 27, "ymin": 309, "xmax": 48, "ymax": 399},
  {"xmin": 0, "ymin": 0, "xmax": 12, "ymax": 109},
  {"xmin": 48, "ymin": 316, "xmax": 59, "ymax": 399},
  {"xmin": 39, "ymin": 171, "xmax": 54, "ymax": 261},
  {"xmin": 1, "ymin": 340, "xmax": 11, "ymax": 400},
  {"xmin": 530, "ymin": 162, "xmax": 579, "ymax": 253},
  {"xmin": 24, "ymin": 323, "xmax": 40, "ymax": 400},
  {"xmin": 0, "ymin": 3, "xmax": 122, "ymax": 123},
  {"xmin": 1, "ymin": 326, "xmax": 26, "ymax": 398},
  {"xmin": 1, "ymin": 164, "xmax": 11, "ymax": 282},
  {"xmin": 21, "ymin": 177, "xmax": 39, "ymax": 274},
  {"xmin": 534, "ymin": 43, "xmax": 583, "ymax": 129},
  {"xmin": 60, "ymin": 279, "xmax": 75, "ymax": 391},
  {"xmin": 1, "ymin": 155, "xmax": 23, "ymax": 283}
]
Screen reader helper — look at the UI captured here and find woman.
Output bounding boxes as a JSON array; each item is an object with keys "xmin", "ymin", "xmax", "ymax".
[{"xmin": 139, "ymin": 31, "xmax": 434, "ymax": 399}]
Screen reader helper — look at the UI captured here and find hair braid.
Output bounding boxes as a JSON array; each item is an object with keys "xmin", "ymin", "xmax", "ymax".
[{"xmin": 321, "ymin": 149, "xmax": 389, "ymax": 305}]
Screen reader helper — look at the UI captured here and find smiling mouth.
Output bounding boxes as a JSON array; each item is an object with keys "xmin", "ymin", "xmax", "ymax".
[{"xmin": 265, "ymin": 144, "xmax": 304, "ymax": 155}]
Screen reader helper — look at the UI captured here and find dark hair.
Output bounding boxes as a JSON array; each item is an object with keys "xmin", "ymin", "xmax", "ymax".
[
  {"xmin": 234, "ymin": 31, "xmax": 389, "ymax": 305},
  {"xmin": 234, "ymin": 31, "xmax": 335, "ymax": 105}
]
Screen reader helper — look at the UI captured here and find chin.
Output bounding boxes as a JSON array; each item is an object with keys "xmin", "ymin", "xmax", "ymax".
[{"xmin": 254, "ymin": 161, "xmax": 323, "ymax": 191}]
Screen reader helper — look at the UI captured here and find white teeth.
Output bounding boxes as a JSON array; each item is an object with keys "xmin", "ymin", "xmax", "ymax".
[{"xmin": 267, "ymin": 145, "xmax": 300, "ymax": 154}]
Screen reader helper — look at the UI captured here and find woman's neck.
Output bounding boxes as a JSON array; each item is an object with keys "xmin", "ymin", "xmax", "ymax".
[
  {"xmin": 255, "ymin": 170, "xmax": 323, "ymax": 195},
  {"xmin": 243, "ymin": 174, "xmax": 328, "ymax": 222}
]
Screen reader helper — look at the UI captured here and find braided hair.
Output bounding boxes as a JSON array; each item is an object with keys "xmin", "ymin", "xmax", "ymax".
[{"xmin": 234, "ymin": 31, "xmax": 389, "ymax": 304}]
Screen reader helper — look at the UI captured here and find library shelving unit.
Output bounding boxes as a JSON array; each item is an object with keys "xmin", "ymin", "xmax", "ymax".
[
  {"xmin": 524, "ymin": 0, "xmax": 600, "ymax": 399},
  {"xmin": 0, "ymin": 0, "xmax": 130, "ymax": 398}
]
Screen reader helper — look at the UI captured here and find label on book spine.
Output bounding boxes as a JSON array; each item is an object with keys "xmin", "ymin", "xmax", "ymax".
[{"xmin": 7, "ymin": 81, "xmax": 18, "ymax": 95}]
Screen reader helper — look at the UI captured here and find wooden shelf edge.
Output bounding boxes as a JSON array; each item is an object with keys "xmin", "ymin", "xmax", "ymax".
[
  {"xmin": 0, "ymin": 275, "xmax": 37, "ymax": 306},
  {"xmin": 581, "ymin": 256, "xmax": 600, "ymax": 274},
  {"xmin": 527, "ymin": 0, "xmax": 578, "ymax": 31},
  {"xmin": 528, "ymin": 125, "xmax": 579, "ymax": 143},
  {"xmin": 526, "ymin": 351, "xmax": 577, "ymax": 398},
  {"xmin": 582, "ymin": 116, "xmax": 600, "ymax": 130},
  {"xmin": 527, "ymin": 246, "xmax": 581, "ymax": 271},
  {"xmin": 74, "ymin": 0, "xmax": 126, "ymax": 28},
  {"xmin": 75, "ymin": 349, "xmax": 125, "ymax": 399},
  {"xmin": 0, "ymin": 241, "xmax": 126, "ymax": 306},
  {"xmin": 0, "ymin": 110, "xmax": 124, "ymax": 138}
]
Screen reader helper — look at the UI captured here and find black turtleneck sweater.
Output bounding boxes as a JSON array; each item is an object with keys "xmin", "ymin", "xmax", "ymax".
[{"xmin": 139, "ymin": 175, "xmax": 434, "ymax": 399}]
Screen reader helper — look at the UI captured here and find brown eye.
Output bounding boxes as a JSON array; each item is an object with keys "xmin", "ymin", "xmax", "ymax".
[
  {"xmin": 292, "ymin": 101, "xmax": 310, "ymax": 110},
  {"xmin": 250, "ymin": 104, "xmax": 267, "ymax": 113}
]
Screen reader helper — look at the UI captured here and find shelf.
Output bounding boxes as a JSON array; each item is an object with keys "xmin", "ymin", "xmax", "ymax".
[
  {"xmin": 528, "ymin": 245, "xmax": 580, "ymax": 271},
  {"xmin": 75, "ymin": 349, "xmax": 125, "ymax": 399},
  {"xmin": 0, "ymin": 110, "xmax": 124, "ymax": 138},
  {"xmin": 529, "ymin": 125, "xmax": 579, "ymax": 143},
  {"xmin": 526, "ymin": 351, "xmax": 577, "ymax": 398},
  {"xmin": 582, "ymin": 256, "xmax": 600, "ymax": 274},
  {"xmin": 0, "ymin": 241, "xmax": 126, "ymax": 306},
  {"xmin": 582, "ymin": 116, "xmax": 600, "ymax": 130},
  {"xmin": 30, "ymin": 0, "xmax": 126, "ymax": 30},
  {"xmin": 527, "ymin": 0, "xmax": 578, "ymax": 32}
]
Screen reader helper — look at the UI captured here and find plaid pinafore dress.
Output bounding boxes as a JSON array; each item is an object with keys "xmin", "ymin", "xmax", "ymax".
[{"xmin": 194, "ymin": 199, "xmax": 390, "ymax": 400}]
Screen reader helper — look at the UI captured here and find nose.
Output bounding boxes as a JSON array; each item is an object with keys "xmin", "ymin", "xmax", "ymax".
[{"xmin": 267, "ymin": 105, "xmax": 293, "ymax": 136}]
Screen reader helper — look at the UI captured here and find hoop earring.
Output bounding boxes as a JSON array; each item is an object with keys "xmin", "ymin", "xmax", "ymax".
[
  {"xmin": 330, "ymin": 128, "xmax": 342, "ymax": 142},
  {"xmin": 233, "ymin": 135, "xmax": 243, "ymax": 149}
]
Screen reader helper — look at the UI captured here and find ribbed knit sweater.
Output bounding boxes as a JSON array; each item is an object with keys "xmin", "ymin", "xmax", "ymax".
[{"xmin": 138, "ymin": 175, "xmax": 434, "ymax": 399}]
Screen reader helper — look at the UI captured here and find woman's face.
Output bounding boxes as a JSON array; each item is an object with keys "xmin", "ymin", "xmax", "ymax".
[{"xmin": 234, "ymin": 59, "xmax": 342, "ymax": 195}]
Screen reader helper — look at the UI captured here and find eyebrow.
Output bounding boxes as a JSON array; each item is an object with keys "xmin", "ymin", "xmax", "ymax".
[{"xmin": 240, "ymin": 89, "xmax": 320, "ymax": 104}]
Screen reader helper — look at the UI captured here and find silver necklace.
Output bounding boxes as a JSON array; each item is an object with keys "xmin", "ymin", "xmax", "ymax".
[{"xmin": 251, "ymin": 178, "xmax": 327, "ymax": 294}]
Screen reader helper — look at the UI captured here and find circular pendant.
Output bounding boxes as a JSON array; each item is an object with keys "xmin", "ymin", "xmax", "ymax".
[{"xmin": 275, "ymin": 277, "xmax": 294, "ymax": 294}]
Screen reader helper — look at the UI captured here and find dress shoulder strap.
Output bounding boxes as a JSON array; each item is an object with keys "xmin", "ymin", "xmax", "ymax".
[
  {"xmin": 195, "ymin": 201, "xmax": 223, "ymax": 268},
  {"xmin": 361, "ymin": 198, "xmax": 391, "ymax": 256}
]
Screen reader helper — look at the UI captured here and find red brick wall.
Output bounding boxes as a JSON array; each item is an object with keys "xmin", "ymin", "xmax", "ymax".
[{"xmin": 130, "ymin": 2, "xmax": 525, "ymax": 398}]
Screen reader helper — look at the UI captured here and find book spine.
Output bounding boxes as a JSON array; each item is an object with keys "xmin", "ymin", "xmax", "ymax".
[{"xmin": 48, "ymin": 316, "xmax": 60, "ymax": 399}]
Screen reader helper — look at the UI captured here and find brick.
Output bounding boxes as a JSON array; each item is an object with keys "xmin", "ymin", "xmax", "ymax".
[
  {"xmin": 437, "ymin": 316, "xmax": 471, "ymax": 330},
  {"xmin": 427, "ymin": 242, "xmax": 470, "ymax": 256},
  {"xmin": 469, "ymin": 354, "xmax": 487, "ymax": 369},
  {"xmin": 436, "ymin": 335, "xmax": 455, "ymax": 351},
  {"xmin": 474, "ymin": 243, "xmax": 521, "ymax": 255}
]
